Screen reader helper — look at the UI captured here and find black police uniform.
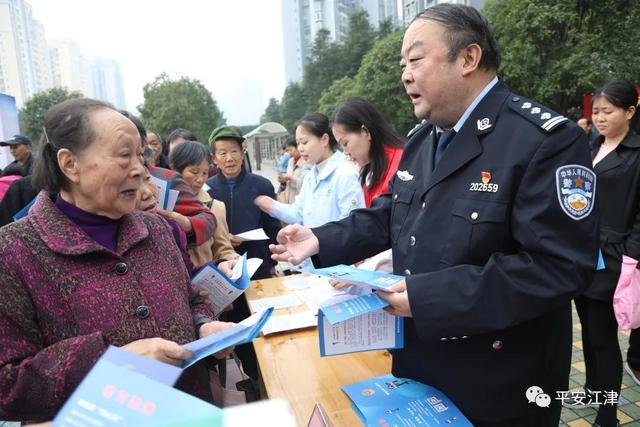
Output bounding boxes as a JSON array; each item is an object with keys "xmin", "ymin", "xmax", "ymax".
[{"xmin": 312, "ymin": 80, "xmax": 599, "ymax": 425}]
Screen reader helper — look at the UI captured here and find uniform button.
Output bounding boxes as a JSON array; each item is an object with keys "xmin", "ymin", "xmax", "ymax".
[
  {"xmin": 422, "ymin": 202, "xmax": 426, "ymax": 209},
  {"xmin": 409, "ymin": 236, "xmax": 416, "ymax": 246},
  {"xmin": 394, "ymin": 194, "xmax": 398, "ymax": 200},
  {"xmin": 462, "ymin": 336, "xmax": 468, "ymax": 339},
  {"xmin": 404, "ymin": 269, "xmax": 411, "ymax": 275},
  {"xmin": 492, "ymin": 340, "xmax": 503, "ymax": 350},
  {"xmin": 115, "ymin": 262, "xmax": 128, "ymax": 275},
  {"xmin": 512, "ymin": 96, "xmax": 520, "ymax": 102},
  {"xmin": 470, "ymin": 212, "xmax": 479, "ymax": 221},
  {"xmin": 451, "ymin": 336, "xmax": 458, "ymax": 340},
  {"xmin": 440, "ymin": 337, "xmax": 448, "ymax": 341},
  {"xmin": 135, "ymin": 305, "xmax": 150, "ymax": 319}
]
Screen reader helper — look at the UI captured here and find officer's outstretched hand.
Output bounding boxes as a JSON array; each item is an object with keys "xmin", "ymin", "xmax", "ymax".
[
  {"xmin": 378, "ymin": 281, "xmax": 413, "ymax": 318},
  {"xmin": 269, "ymin": 224, "xmax": 319, "ymax": 265}
]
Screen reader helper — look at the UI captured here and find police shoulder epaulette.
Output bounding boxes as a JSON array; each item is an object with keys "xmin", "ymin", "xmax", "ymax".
[
  {"xmin": 407, "ymin": 119, "xmax": 428, "ymax": 137},
  {"xmin": 508, "ymin": 96, "xmax": 568, "ymax": 132}
]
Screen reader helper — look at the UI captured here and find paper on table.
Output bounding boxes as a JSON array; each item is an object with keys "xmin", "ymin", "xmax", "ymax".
[
  {"xmin": 261, "ymin": 311, "xmax": 317, "ymax": 335},
  {"xmin": 283, "ymin": 276, "xmax": 310, "ymax": 290},
  {"xmin": 235, "ymin": 228, "xmax": 270, "ymax": 241},
  {"xmin": 249, "ymin": 294, "xmax": 303, "ymax": 312}
]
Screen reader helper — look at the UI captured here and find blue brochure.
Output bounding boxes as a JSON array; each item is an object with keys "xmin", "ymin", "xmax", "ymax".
[
  {"xmin": 320, "ymin": 292, "xmax": 390, "ymax": 325},
  {"xmin": 53, "ymin": 346, "xmax": 223, "ymax": 426},
  {"xmin": 182, "ymin": 307, "xmax": 273, "ymax": 368},
  {"xmin": 342, "ymin": 374, "xmax": 472, "ymax": 427},
  {"xmin": 101, "ymin": 346, "xmax": 182, "ymax": 386},
  {"xmin": 192, "ymin": 253, "xmax": 252, "ymax": 314},
  {"xmin": 318, "ymin": 309, "xmax": 403, "ymax": 357},
  {"xmin": 306, "ymin": 264, "xmax": 404, "ymax": 292},
  {"xmin": 12, "ymin": 196, "xmax": 36, "ymax": 221}
]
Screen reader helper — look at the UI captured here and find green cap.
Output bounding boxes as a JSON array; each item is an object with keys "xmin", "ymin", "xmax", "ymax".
[{"xmin": 208, "ymin": 125, "xmax": 245, "ymax": 145}]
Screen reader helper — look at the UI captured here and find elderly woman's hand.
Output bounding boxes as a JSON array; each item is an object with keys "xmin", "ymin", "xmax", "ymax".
[
  {"xmin": 199, "ymin": 321, "xmax": 236, "ymax": 359},
  {"xmin": 122, "ymin": 337, "xmax": 193, "ymax": 366},
  {"xmin": 329, "ymin": 278, "xmax": 352, "ymax": 291},
  {"xmin": 157, "ymin": 209, "xmax": 193, "ymax": 233}
]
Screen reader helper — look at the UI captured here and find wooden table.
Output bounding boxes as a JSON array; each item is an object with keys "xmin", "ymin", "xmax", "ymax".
[{"xmin": 246, "ymin": 276, "xmax": 392, "ymax": 427}]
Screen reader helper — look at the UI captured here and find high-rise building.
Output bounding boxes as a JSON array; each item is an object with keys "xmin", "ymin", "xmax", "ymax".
[
  {"xmin": 0, "ymin": 0, "xmax": 48, "ymax": 107},
  {"xmin": 49, "ymin": 38, "xmax": 93, "ymax": 98},
  {"xmin": 91, "ymin": 59, "xmax": 126, "ymax": 109},
  {"xmin": 32, "ymin": 21, "xmax": 53, "ymax": 93},
  {"xmin": 282, "ymin": 0, "xmax": 399, "ymax": 84},
  {"xmin": 402, "ymin": 0, "xmax": 485, "ymax": 26}
]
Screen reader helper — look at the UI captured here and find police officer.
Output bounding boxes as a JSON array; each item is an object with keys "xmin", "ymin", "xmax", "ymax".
[{"xmin": 270, "ymin": 4, "xmax": 599, "ymax": 426}]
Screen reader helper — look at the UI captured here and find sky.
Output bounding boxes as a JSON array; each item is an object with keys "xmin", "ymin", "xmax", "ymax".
[{"xmin": 28, "ymin": 0, "xmax": 287, "ymax": 125}]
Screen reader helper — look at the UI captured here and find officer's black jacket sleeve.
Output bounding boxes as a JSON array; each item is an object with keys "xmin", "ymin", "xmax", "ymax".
[
  {"xmin": 406, "ymin": 125, "xmax": 599, "ymax": 341},
  {"xmin": 312, "ymin": 193, "xmax": 392, "ymax": 266}
]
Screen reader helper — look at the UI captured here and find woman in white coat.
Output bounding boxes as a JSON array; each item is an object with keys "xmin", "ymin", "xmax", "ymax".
[{"xmin": 255, "ymin": 112, "xmax": 364, "ymax": 228}]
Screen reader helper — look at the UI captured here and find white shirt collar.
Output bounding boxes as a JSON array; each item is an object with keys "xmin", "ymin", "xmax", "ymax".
[{"xmin": 436, "ymin": 76, "xmax": 499, "ymax": 135}]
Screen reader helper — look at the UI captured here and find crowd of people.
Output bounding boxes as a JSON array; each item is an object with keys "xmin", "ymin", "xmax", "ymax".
[{"xmin": 0, "ymin": 3, "xmax": 638, "ymax": 426}]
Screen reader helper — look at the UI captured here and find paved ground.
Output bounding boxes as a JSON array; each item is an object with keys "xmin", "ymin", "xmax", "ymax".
[{"xmin": 560, "ymin": 306, "xmax": 639, "ymax": 426}]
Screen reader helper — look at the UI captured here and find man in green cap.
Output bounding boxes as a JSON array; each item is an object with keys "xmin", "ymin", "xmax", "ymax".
[
  {"xmin": 208, "ymin": 126, "xmax": 252, "ymax": 173},
  {"xmin": 205, "ymin": 124, "xmax": 281, "ymax": 391}
]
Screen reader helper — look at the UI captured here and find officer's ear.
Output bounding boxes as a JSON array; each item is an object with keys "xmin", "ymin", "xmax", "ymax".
[{"xmin": 459, "ymin": 43, "xmax": 482, "ymax": 77}]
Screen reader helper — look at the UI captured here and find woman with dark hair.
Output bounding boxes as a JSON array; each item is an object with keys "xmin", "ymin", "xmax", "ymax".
[
  {"xmin": 169, "ymin": 140, "xmax": 238, "ymax": 265},
  {"xmin": 570, "ymin": 81, "xmax": 640, "ymax": 427},
  {"xmin": 0, "ymin": 98, "xmax": 234, "ymax": 422},
  {"xmin": 331, "ymin": 98, "xmax": 404, "ymax": 207},
  {"xmin": 255, "ymin": 112, "xmax": 364, "ymax": 227}
]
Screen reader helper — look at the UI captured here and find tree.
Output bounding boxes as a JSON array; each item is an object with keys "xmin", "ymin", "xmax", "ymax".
[
  {"xmin": 318, "ymin": 76, "xmax": 361, "ymax": 117},
  {"xmin": 341, "ymin": 10, "xmax": 377, "ymax": 78},
  {"xmin": 138, "ymin": 73, "xmax": 224, "ymax": 142},
  {"xmin": 354, "ymin": 31, "xmax": 416, "ymax": 135},
  {"xmin": 484, "ymin": 0, "xmax": 640, "ymax": 116},
  {"xmin": 302, "ymin": 29, "xmax": 346, "ymax": 111},
  {"xmin": 279, "ymin": 82, "xmax": 308, "ymax": 132},
  {"xmin": 260, "ymin": 98, "xmax": 282, "ymax": 124},
  {"xmin": 19, "ymin": 87, "xmax": 82, "ymax": 145}
]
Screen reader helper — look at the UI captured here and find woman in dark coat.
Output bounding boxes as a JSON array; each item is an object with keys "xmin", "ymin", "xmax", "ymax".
[
  {"xmin": 0, "ymin": 99, "xmax": 233, "ymax": 422},
  {"xmin": 572, "ymin": 81, "xmax": 640, "ymax": 427}
]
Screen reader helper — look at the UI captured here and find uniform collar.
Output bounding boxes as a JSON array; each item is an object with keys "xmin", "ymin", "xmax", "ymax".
[{"xmin": 435, "ymin": 76, "xmax": 499, "ymax": 135}]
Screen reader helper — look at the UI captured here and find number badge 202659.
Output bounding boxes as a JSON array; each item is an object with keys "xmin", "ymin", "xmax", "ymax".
[{"xmin": 469, "ymin": 171, "xmax": 499, "ymax": 193}]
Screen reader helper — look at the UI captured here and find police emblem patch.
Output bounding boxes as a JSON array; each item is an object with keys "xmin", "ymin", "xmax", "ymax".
[{"xmin": 556, "ymin": 165, "xmax": 596, "ymax": 220}]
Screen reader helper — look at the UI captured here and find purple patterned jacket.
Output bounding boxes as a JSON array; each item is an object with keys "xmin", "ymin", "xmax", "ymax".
[{"xmin": 0, "ymin": 192, "xmax": 215, "ymax": 421}]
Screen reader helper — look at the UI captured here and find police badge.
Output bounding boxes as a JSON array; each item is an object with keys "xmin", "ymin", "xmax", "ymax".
[{"xmin": 556, "ymin": 165, "xmax": 596, "ymax": 220}]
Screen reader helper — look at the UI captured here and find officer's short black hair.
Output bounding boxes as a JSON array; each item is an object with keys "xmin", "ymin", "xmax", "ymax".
[{"xmin": 415, "ymin": 3, "xmax": 501, "ymax": 71}]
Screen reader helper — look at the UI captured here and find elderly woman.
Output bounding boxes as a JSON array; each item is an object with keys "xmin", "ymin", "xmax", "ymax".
[
  {"xmin": 169, "ymin": 140, "xmax": 239, "ymax": 264},
  {"xmin": 0, "ymin": 99, "xmax": 232, "ymax": 422}
]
